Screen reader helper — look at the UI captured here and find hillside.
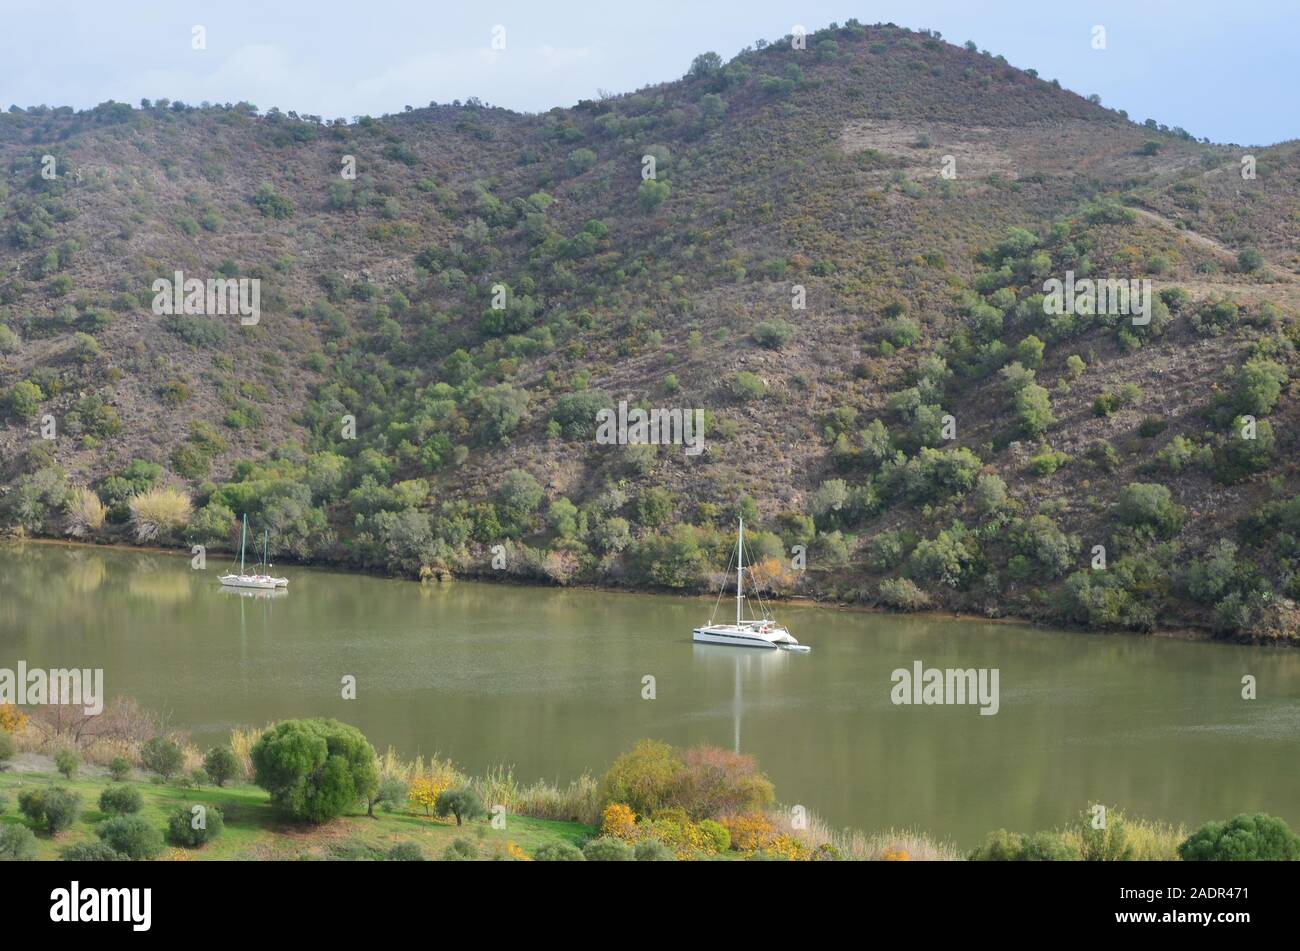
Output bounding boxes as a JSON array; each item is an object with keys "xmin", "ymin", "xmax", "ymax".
[{"xmin": 2, "ymin": 20, "xmax": 1299, "ymax": 641}]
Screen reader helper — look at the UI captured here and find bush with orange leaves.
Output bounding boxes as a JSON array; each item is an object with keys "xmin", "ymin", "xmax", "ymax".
[
  {"xmin": 721, "ymin": 812, "xmax": 777, "ymax": 851},
  {"xmin": 408, "ymin": 776, "xmax": 451, "ymax": 817},
  {"xmin": 0, "ymin": 703, "xmax": 28, "ymax": 735},
  {"xmin": 670, "ymin": 745, "xmax": 775, "ymax": 820},
  {"xmin": 883, "ymin": 847, "xmax": 910, "ymax": 861},
  {"xmin": 601, "ymin": 802, "xmax": 638, "ymax": 840},
  {"xmin": 746, "ymin": 557, "xmax": 798, "ymax": 596}
]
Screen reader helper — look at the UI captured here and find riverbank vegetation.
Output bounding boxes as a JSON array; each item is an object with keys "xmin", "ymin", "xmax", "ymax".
[{"xmin": 1, "ymin": 703, "xmax": 1293, "ymax": 861}]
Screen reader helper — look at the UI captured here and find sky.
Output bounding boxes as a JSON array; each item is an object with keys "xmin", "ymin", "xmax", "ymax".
[{"xmin": 1, "ymin": 1, "xmax": 1296, "ymax": 145}]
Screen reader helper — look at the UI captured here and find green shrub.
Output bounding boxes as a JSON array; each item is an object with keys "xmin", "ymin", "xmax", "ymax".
[
  {"xmin": 20, "ymin": 786, "xmax": 81, "ymax": 835},
  {"xmin": 1115, "ymin": 483, "xmax": 1183, "ymax": 538},
  {"xmin": 442, "ymin": 838, "xmax": 478, "ymax": 861},
  {"xmin": 533, "ymin": 840, "xmax": 586, "ymax": 861},
  {"xmin": 108, "ymin": 756, "xmax": 131, "ymax": 782},
  {"xmin": 697, "ymin": 818, "xmax": 731, "ymax": 853},
  {"xmin": 54, "ymin": 748, "xmax": 79, "ymax": 779},
  {"xmin": 434, "ymin": 788, "xmax": 485, "ymax": 826},
  {"xmin": 0, "ymin": 824, "xmax": 38, "ymax": 861},
  {"xmin": 970, "ymin": 829, "xmax": 1078, "ymax": 861},
  {"xmin": 252, "ymin": 183, "xmax": 294, "ymax": 219},
  {"xmin": 98, "ymin": 785, "xmax": 144, "ymax": 816},
  {"xmin": 166, "ymin": 804, "xmax": 224, "ymax": 847},
  {"xmin": 600, "ymin": 739, "xmax": 681, "ymax": 816},
  {"xmin": 1179, "ymin": 814, "xmax": 1300, "ymax": 861},
  {"xmin": 97, "ymin": 815, "xmax": 164, "ymax": 860},
  {"xmin": 583, "ymin": 836, "xmax": 634, "ymax": 861},
  {"xmin": 60, "ymin": 842, "xmax": 125, "ymax": 861},
  {"xmin": 751, "ymin": 320, "xmax": 794, "ymax": 349},
  {"xmin": 387, "ymin": 841, "xmax": 424, "ymax": 861},
  {"xmin": 202, "ymin": 745, "xmax": 240, "ymax": 787},
  {"xmin": 250, "ymin": 718, "xmax": 379, "ymax": 823},
  {"xmin": 1076, "ymin": 806, "xmax": 1135, "ymax": 861},
  {"xmin": 877, "ymin": 577, "xmax": 932, "ymax": 611},
  {"xmin": 0, "ymin": 732, "xmax": 14, "ymax": 762},
  {"xmin": 634, "ymin": 839, "xmax": 676, "ymax": 861},
  {"xmin": 141, "ymin": 736, "xmax": 184, "ymax": 779}
]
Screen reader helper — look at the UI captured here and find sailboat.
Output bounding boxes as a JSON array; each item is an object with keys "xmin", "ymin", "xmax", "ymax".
[
  {"xmin": 693, "ymin": 518, "xmax": 808, "ymax": 651},
  {"xmin": 219, "ymin": 514, "xmax": 289, "ymax": 589}
]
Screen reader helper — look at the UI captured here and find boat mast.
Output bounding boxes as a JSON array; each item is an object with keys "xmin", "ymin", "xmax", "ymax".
[
  {"xmin": 263, "ymin": 528, "xmax": 269, "ymax": 572},
  {"xmin": 736, "ymin": 517, "xmax": 743, "ymax": 625},
  {"xmin": 239, "ymin": 514, "xmax": 247, "ymax": 575}
]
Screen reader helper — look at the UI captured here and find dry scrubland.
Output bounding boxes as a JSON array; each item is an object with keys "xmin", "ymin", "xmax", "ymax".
[{"xmin": 0, "ymin": 20, "xmax": 1299, "ymax": 643}]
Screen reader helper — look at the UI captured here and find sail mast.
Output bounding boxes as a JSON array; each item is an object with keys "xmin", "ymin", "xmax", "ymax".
[
  {"xmin": 736, "ymin": 517, "xmax": 743, "ymax": 625},
  {"xmin": 239, "ymin": 514, "xmax": 247, "ymax": 575}
]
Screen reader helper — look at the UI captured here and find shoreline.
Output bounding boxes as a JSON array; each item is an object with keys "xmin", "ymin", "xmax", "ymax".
[{"xmin": 0, "ymin": 532, "xmax": 1233, "ymax": 646}]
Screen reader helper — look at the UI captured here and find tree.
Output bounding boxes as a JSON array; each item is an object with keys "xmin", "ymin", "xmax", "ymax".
[
  {"xmin": 250, "ymin": 718, "xmax": 378, "ymax": 823},
  {"xmin": 687, "ymin": 52, "xmax": 723, "ymax": 79},
  {"xmin": 1179, "ymin": 813, "xmax": 1300, "ymax": 861},
  {"xmin": 583, "ymin": 836, "xmax": 634, "ymax": 861},
  {"xmin": 141, "ymin": 736, "xmax": 184, "ymax": 779},
  {"xmin": 20, "ymin": 786, "xmax": 81, "ymax": 834},
  {"xmin": 54, "ymin": 748, "xmax": 78, "ymax": 779},
  {"xmin": 108, "ymin": 757, "xmax": 131, "ymax": 782},
  {"xmin": 1116, "ymin": 483, "xmax": 1183, "ymax": 537},
  {"xmin": 1014, "ymin": 383, "xmax": 1055, "ymax": 436},
  {"xmin": 435, "ymin": 788, "xmax": 485, "ymax": 826},
  {"xmin": 1232, "ymin": 359, "xmax": 1287, "ymax": 416},
  {"xmin": 203, "ymin": 745, "xmax": 240, "ymax": 787}
]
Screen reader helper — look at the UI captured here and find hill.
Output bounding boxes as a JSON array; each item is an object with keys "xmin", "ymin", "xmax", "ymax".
[{"xmin": 2, "ymin": 20, "xmax": 1299, "ymax": 641}]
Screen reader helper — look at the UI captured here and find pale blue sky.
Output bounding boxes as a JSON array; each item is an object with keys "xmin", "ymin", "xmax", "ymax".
[{"xmin": 2, "ymin": 1, "xmax": 1296, "ymax": 145}]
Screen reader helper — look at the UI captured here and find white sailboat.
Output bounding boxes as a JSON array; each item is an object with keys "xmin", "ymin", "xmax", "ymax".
[
  {"xmin": 219, "ymin": 514, "xmax": 289, "ymax": 590},
  {"xmin": 693, "ymin": 518, "xmax": 809, "ymax": 651}
]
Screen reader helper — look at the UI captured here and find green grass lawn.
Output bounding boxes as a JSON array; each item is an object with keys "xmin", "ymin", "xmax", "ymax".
[{"xmin": 0, "ymin": 768, "xmax": 594, "ymax": 861}]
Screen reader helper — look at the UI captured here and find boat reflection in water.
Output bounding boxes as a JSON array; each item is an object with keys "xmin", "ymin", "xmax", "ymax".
[{"xmin": 692, "ymin": 642, "xmax": 791, "ymax": 753}]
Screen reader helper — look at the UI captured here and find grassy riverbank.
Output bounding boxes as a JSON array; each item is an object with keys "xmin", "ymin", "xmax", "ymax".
[{"xmin": 0, "ymin": 761, "xmax": 590, "ymax": 861}]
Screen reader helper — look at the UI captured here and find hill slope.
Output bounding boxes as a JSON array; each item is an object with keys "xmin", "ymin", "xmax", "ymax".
[{"xmin": 2, "ymin": 21, "xmax": 1299, "ymax": 641}]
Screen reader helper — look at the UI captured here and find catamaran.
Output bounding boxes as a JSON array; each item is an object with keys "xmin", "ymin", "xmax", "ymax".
[
  {"xmin": 693, "ymin": 518, "xmax": 808, "ymax": 651},
  {"xmin": 219, "ymin": 514, "xmax": 289, "ymax": 589}
]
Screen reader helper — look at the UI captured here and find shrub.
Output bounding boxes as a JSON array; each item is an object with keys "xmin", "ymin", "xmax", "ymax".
[
  {"xmin": 638, "ymin": 179, "xmax": 669, "ymax": 210},
  {"xmin": 1232, "ymin": 359, "xmax": 1287, "ymax": 416},
  {"xmin": 0, "ymin": 732, "xmax": 15, "ymax": 762},
  {"xmin": 387, "ymin": 841, "xmax": 424, "ymax": 861},
  {"xmin": 54, "ymin": 748, "xmax": 79, "ymax": 779},
  {"xmin": 970, "ymin": 829, "xmax": 1079, "ymax": 861},
  {"xmin": 64, "ymin": 487, "xmax": 105, "ymax": 536},
  {"xmin": 729, "ymin": 371, "xmax": 768, "ymax": 400},
  {"xmin": 375, "ymin": 777, "xmax": 409, "ymax": 814},
  {"xmin": 98, "ymin": 785, "xmax": 143, "ymax": 816},
  {"xmin": 434, "ymin": 788, "xmax": 485, "ymax": 826},
  {"xmin": 128, "ymin": 487, "xmax": 192, "ymax": 542},
  {"xmin": 1029, "ymin": 450, "xmax": 1069, "ymax": 476},
  {"xmin": 1014, "ymin": 383, "xmax": 1055, "ymax": 436},
  {"xmin": 534, "ymin": 840, "xmax": 586, "ymax": 861},
  {"xmin": 751, "ymin": 320, "xmax": 794, "ymax": 349},
  {"xmin": 252, "ymin": 183, "xmax": 294, "ymax": 219},
  {"xmin": 697, "ymin": 818, "xmax": 731, "ymax": 853},
  {"xmin": 442, "ymin": 838, "xmax": 478, "ymax": 861},
  {"xmin": 1237, "ymin": 249, "xmax": 1264, "ymax": 273},
  {"xmin": 202, "ymin": 745, "xmax": 240, "ymax": 787},
  {"xmin": 251, "ymin": 718, "xmax": 379, "ymax": 823},
  {"xmin": 21, "ymin": 787, "xmax": 81, "ymax": 835},
  {"xmin": 600, "ymin": 739, "xmax": 681, "ymax": 816},
  {"xmin": 60, "ymin": 842, "xmax": 125, "ymax": 861},
  {"xmin": 1076, "ymin": 806, "xmax": 1135, "ymax": 861},
  {"xmin": 1115, "ymin": 483, "xmax": 1183, "ymax": 538},
  {"xmin": 601, "ymin": 802, "xmax": 638, "ymax": 839},
  {"xmin": 668, "ymin": 745, "xmax": 775, "ymax": 820},
  {"xmin": 97, "ymin": 815, "xmax": 164, "ymax": 860},
  {"xmin": 582, "ymin": 836, "xmax": 634, "ymax": 861},
  {"xmin": 0, "ymin": 824, "xmax": 38, "ymax": 861},
  {"xmin": 877, "ymin": 577, "xmax": 932, "ymax": 611},
  {"xmin": 141, "ymin": 736, "xmax": 185, "ymax": 779},
  {"xmin": 1179, "ymin": 814, "xmax": 1300, "ymax": 861},
  {"xmin": 108, "ymin": 757, "xmax": 131, "ymax": 782},
  {"xmin": 166, "ymin": 804, "xmax": 224, "ymax": 847},
  {"xmin": 633, "ymin": 839, "xmax": 676, "ymax": 861},
  {"xmin": 4, "ymin": 380, "xmax": 43, "ymax": 420}
]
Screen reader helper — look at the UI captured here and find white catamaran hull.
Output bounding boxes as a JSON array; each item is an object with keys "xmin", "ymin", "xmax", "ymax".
[
  {"xmin": 692, "ymin": 623, "xmax": 801, "ymax": 649},
  {"xmin": 219, "ymin": 574, "xmax": 285, "ymax": 590}
]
